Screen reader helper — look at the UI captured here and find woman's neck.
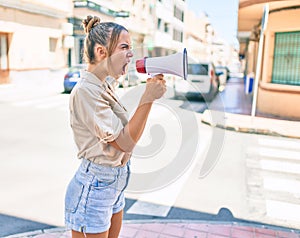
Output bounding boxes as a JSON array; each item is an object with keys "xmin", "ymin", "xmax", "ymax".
[{"xmin": 87, "ymin": 62, "xmax": 109, "ymax": 82}]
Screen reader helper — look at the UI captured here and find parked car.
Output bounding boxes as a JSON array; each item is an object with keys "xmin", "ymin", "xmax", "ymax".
[
  {"xmin": 63, "ymin": 64, "xmax": 86, "ymax": 93},
  {"xmin": 215, "ymin": 65, "xmax": 230, "ymax": 85},
  {"xmin": 174, "ymin": 61, "xmax": 220, "ymax": 101}
]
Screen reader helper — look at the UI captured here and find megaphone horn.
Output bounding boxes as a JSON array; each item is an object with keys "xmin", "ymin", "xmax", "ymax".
[{"xmin": 136, "ymin": 48, "xmax": 188, "ymax": 80}]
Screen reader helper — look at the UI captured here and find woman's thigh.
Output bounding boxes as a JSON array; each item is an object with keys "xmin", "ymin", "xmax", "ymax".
[
  {"xmin": 108, "ymin": 210, "xmax": 123, "ymax": 238},
  {"xmin": 71, "ymin": 210, "xmax": 123, "ymax": 238}
]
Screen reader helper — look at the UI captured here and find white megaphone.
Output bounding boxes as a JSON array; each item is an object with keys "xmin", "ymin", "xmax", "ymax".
[{"xmin": 136, "ymin": 48, "xmax": 188, "ymax": 80}]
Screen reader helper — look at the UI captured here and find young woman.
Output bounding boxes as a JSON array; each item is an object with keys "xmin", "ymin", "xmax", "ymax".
[{"xmin": 64, "ymin": 15, "xmax": 166, "ymax": 238}]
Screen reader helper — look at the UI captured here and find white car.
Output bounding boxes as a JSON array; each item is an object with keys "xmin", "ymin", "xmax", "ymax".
[{"xmin": 173, "ymin": 61, "xmax": 220, "ymax": 102}]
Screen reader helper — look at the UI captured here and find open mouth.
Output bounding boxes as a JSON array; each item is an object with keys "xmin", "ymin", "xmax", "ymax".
[{"xmin": 122, "ymin": 62, "xmax": 130, "ymax": 75}]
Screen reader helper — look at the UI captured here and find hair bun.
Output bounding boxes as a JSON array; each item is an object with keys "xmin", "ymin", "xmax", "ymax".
[{"xmin": 82, "ymin": 15, "xmax": 101, "ymax": 34}]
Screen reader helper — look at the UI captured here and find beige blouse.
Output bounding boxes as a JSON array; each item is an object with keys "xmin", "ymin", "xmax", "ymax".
[{"xmin": 69, "ymin": 70, "xmax": 131, "ymax": 167}]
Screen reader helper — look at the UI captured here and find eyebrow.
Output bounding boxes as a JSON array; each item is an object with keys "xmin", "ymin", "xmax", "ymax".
[{"xmin": 119, "ymin": 43, "xmax": 132, "ymax": 48}]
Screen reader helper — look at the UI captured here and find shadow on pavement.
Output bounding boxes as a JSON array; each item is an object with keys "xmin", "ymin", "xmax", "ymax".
[
  {"xmin": 123, "ymin": 198, "xmax": 297, "ymax": 232},
  {"xmin": 0, "ymin": 213, "xmax": 56, "ymax": 237}
]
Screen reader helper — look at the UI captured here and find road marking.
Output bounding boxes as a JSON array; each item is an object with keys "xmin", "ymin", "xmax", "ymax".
[
  {"xmin": 126, "ymin": 200, "xmax": 171, "ymax": 217},
  {"xmin": 247, "ymin": 139, "xmax": 300, "ymax": 228},
  {"xmin": 0, "ymin": 84, "xmax": 15, "ymax": 89},
  {"xmin": 263, "ymin": 177, "xmax": 300, "ymax": 195},
  {"xmin": 126, "ymin": 159, "xmax": 197, "ymax": 217},
  {"xmin": 12, "ymin": 94, "xmax": 69, "ymax": 110},
  {"xmin": 260, "ymin": 159, "xmax": 300, "ymax": 174},
  {"xmin": 266, "ymin": 200, "xmax": 300, "ymax": 222},
  {"xmin": 13, "ymin": 96, "xmax": 61, "ymax": 107},
  {"xmin": 36, "ymin": 100, "xmax": 68, "ymax": 109},
  {"xmin": 126, "ymin": 114, "xmax": 206, "ymax": 217},
  {"xmin": 258, "ymin": 147, "xmax": 300, "ymax": 161},
  {"xmin": 258, "ymin": 138, "xmax": 300, "ymax": 150}
]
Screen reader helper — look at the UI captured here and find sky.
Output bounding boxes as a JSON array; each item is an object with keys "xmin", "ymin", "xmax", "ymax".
[{"xmin": 186, "ymin": 0, "xmax": 239, "ymax": 47}]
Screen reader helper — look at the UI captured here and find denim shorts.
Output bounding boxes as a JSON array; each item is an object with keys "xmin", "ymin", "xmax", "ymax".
[{"xmin": 64, "ymin": 158, "xmax": 130, "ymax": 234}]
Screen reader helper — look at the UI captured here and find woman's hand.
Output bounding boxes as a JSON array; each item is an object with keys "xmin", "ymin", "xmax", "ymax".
[{"xmin": 142, "ymin": 74, "xmax": 167, "ymax": 103}]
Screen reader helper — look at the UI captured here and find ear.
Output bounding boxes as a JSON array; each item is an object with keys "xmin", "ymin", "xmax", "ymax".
[{"xmin": 95, "ymin": 45, "xmax": 107, "ymax": 60}]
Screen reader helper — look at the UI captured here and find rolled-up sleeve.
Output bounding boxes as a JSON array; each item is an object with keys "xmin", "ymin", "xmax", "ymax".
[
  {"xmin": 72, "ymin": 87, "xmax": 124, "ymax": 144},
  {"xmin": 94, "ymin": 98, "xmax": 124, "ymax": 143}
]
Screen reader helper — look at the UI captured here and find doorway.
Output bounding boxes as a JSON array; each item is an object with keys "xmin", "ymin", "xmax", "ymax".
[{"xmin": 0, "ymin": 33, "xmax": 9, "ymax": 84}]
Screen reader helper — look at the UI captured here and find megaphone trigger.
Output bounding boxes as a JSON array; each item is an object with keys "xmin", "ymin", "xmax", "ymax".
[{"xmin": 149, "ymin": 73, "xmax": 163, "ymax": 78}]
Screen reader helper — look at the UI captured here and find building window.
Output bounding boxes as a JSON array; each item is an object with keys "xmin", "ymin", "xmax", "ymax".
[
  {"xmin": 272, "ymin": 31, "xmax": 300, "ymax": 86},
  {"xmin": 49, "ymin": 38, "xmax": 58, "ymax": 52},
  {"xmin": 174, "ymin": 5, "xmax": 184, "ymax": 22},
  {"xmin": 0, "ymin": 35, "xmax": 8, "ymax": 70},
  {"xmin": 157, "ymin": 18, "xmax": 161, "ymax": 30},
  {"xmin": 164, "ymin": 23, "xmax": 169, "ymax": 33},
  {"xmin": 173, "ymin": 29, "xmax": 183, "ymax": 42},
  {"xmin": 149, "ymin": 3, "xmax": 154, "ymax": 15}
]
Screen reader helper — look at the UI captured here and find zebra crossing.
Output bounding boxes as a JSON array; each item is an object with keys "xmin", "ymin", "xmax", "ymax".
[
  {"xmin": 11, "ymin": 93, "xmax": 70, "ymax": 112},
  {"xmin": 246, "ymin": 137, "xmax": 300, "ymax": 228}
]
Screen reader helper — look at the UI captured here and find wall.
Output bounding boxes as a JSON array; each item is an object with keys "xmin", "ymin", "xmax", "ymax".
[
  {"xmin": 8, "ymin": 25, "xmax": 66, "ymax": 70},
  {"xmin": 257, "ymin": 7, "xmax": 300, "ymax": 119},
  {"xmin": 0, "ymin": 4, "xmax": 71, "ymax": 72}
]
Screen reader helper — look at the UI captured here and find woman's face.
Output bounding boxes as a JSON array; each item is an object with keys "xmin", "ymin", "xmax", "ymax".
[{"xmin": 108, "ymin": 30, "xmax": 133, "ymax": 79}]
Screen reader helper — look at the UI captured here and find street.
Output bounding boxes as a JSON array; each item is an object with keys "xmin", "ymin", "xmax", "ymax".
[{"xmin": 0, "ymin": 78, "xmax": 299, "ymax": 236}]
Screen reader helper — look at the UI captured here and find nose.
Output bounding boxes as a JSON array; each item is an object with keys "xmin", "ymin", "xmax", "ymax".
[{"xmin": 127, "ymin": 49, "xmax": 133, "ymax": 58}]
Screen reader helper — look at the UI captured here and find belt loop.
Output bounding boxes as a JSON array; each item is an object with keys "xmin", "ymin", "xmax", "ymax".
[
  {"xmin": 81, "ymin": 158, "xmax": 91, "ymax": 173},
  {"xmin": 85, "ymin": 160, "xmax": 91, "ymax": 173},
  {"xmin": 127, "ymin": 160, "xmax": 131, "ymax": 173}
]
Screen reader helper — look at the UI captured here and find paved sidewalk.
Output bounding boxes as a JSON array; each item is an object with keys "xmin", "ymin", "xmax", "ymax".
[
  {"xmin": 7, "ymin": 220, "xmax": 300, "ymax": 238},
  {"xmin": 0, "ymin": 69, "xmax": 67, "ymax": 103}
]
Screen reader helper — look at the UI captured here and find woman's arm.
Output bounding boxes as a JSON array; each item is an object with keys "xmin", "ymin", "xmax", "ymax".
[{"xmin": 109, "ymin": 74, "xmax": 166, "ymax": 152}]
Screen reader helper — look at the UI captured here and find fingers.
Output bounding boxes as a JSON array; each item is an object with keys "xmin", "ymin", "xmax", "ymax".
[
  {"xmin": 150, "ymin": 74, "xmax": 166, "ymax": 86},
  {"xmin": 153, "ymin": 74, "xmax": 164, "ymax": 81},
  {"xmin": 144, "ymin": 74, "xmax": 167, "ymax": 101}
]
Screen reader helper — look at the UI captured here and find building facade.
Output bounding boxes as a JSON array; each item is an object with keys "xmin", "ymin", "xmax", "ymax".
[
  {"xmin": 0, "ymin": 0, "xmax": 73, "ymax": 83},
  {"xmin": 238, "ymin": 0, "xmax": 300, "ymax": 119},
  {"xmin": 0, "ymin": 0, "xmax": 233, "ymax": 86},
  {"xmin": 69, "ymin": 0, "xmax": 129, "ymax": 66},
  {"xmin": 68, "ymin": 0, "xmax": 186, "ymax": 70}
]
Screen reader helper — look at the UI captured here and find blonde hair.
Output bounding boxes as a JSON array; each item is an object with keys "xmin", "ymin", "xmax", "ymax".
[{"xmin": 81, "ymin": 15, "xmax": 128, "ymax": 64}]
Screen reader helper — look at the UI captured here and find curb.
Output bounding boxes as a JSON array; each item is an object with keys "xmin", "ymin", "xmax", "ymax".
[
  {"xmin": 201, "ymin": 109, "xmax": 300, "ymax": 139},
  {"xmin": 201, "ymin": 119, "xmax": 288, "ymax": 137},
  {"xmin": 6, "ymin": 227, "xmax": 66, "ymax": 238}
]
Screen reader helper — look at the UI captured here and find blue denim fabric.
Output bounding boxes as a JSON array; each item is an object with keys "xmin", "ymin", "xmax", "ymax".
[{"xmin": 64, "ymin": 158, "xmax": 130, "ymax": 233}]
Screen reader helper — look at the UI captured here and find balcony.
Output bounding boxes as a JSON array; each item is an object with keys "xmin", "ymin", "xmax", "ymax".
[{"xmin": 73, "ymin": 0, "xmax": 129, "ymax": 18}]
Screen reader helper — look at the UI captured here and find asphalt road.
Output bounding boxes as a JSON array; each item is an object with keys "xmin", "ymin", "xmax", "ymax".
[
  {"xmin": 2, "ymin": 77, "xmax": 298, "ymax": 236},
  {"xmin": 0, "ymin": 79, "xmax": 235, "ymax": 236}
]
